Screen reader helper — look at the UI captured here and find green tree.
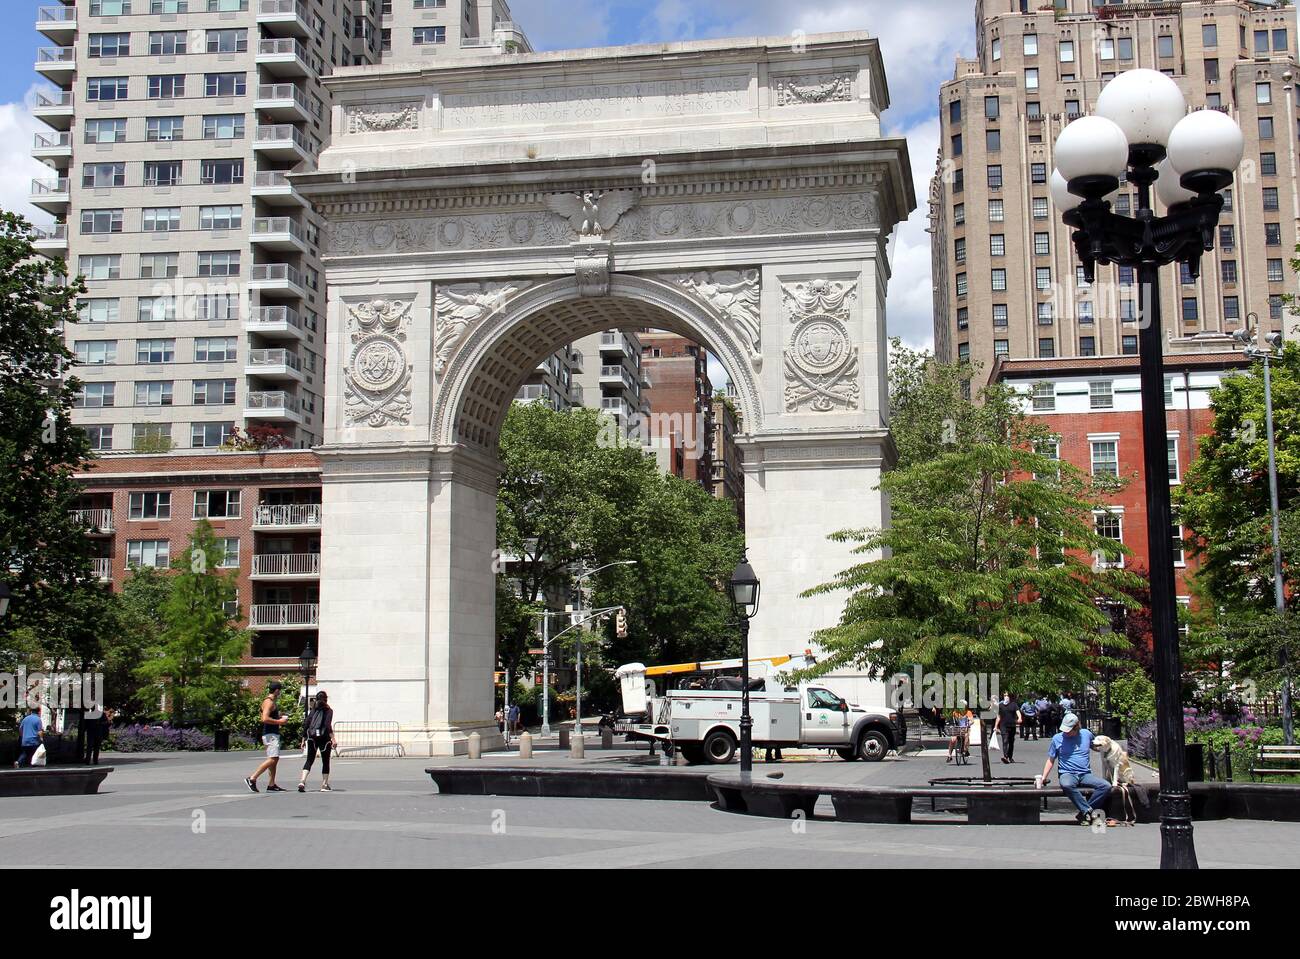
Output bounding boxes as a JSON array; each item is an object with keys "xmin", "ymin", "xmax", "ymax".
[
  {"xmin": 134, "ymin": 521, "xmax": 249, "ymax": 724},
  {"xmin": 106, "ymin": 567, "xmax": 175, "ymax": 720}
]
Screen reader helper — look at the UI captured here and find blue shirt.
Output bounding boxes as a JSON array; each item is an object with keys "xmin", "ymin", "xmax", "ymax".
[
  {"xmin": 1060, "ymin": 697, "xmax": 1075, "ymax": 711},
  {"xmin": 1021, "ymin": 700, "xmax": 1037, "ymax": 715},
  {"xmin": 19, "ymin": 714, "xmax": 43, "ymax": 746},
  {"xmin": 1049, "ymin": 728, "xmax": 1094, "ymax": 776}
]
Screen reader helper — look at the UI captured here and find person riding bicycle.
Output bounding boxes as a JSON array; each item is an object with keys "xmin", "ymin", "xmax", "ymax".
[{"xmin": 947, "ymin": 700, "xmax": 976, "ymax": 764}]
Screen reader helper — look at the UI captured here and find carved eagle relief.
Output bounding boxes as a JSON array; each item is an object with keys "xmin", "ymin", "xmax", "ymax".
[{"xmin": 544, "ymin": 190, "xmax": 639, "ymax": 237}]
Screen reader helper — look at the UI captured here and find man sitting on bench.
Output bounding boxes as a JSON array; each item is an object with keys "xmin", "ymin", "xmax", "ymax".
[{"xmin": 1040, "ymin": 712, "xmax": 1111, "ymax": 826}]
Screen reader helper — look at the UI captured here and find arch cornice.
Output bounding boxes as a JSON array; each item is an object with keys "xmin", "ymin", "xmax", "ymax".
[{"xmin": 432, "ymin": 273, "xmax": 765, "ymax": 450}]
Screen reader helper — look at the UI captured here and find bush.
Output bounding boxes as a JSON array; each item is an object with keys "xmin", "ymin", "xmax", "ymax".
[
  {"xmin": 106, "ymin": 724, "xmax": 214, "ymax": 752},
  {"xmin": 1109, "ymin": 669, "xmax": 1156, "ymax": 726}
]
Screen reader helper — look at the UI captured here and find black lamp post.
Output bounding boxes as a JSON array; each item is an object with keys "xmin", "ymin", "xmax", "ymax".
[
  {"xmin": 1054, "ymin": 69, "xmax": 1246, "ymax": 870},
  {"xmin": 299, "ymin": 642, "xmax": 317, "ymax": 732},
  {"xmin": 727, "ymin": 555, "xmax": 760, "ymax": 776}
]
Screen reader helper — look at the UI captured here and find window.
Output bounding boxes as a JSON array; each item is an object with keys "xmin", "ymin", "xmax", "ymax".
[
  {"xmin": 952, "ymin": 133, "xmax": 963, "ymax": 157},
  {"xmin": 1220, "ymin": 225, "xmax": 1235, "ymax": 250},
  {"xmin": 193, "ymin": 379, "xmax": 236, "ymax": 406},
  {"xmin": 986, "ymin": 130, "xmax": 1000, "ymax": 152},
  {"xmin": 1024, "ymin": 33, "xmax": 1038, "ymax": 56},
  {"xmin": 1224, "ymin": 295, "xmax": 1240, "ymax": 321},
  {"xmin": 990, "ymin": 234, "xmax": 1005, "ymax": 257},
  {"xmin": 129, "ymin": 492, "xmax": 171, "ymax": 521},
  {"xmin": 953, "ymin": 203, "xmax": 965, "ymax": 225},
  {"xmin": 1065, "ymin": 99, "xmax": 1080, "ymax": 117},
  {"xmin": 1033, "ymin": 197, "xmax": 1049, "ymax": 219},
  {"xmin": 1158, "ymin": 34, "xmax": 1174, "ymax": 58},
  {"xmin": 79, "ymin": 256, "xmax": 121, "ymax": 281},
  {"xmin": 1172, "ymin": 516, "xmax": 1185, "ymax": 566},
  {"xmin": 75, "ymin": 341, "xmax": 117, "ymax": 365},
  {"xmin": 151, "ymin": 1, "xmax": 187, "ymax": 12},
  {"xmin": 955, "ymin": 237, "xmax": 967, "ymax": 263},
  {"xmin": 144, "ymin": 161, "xmax": 183, "ymax": 187},
  {"xmin": 203, "ymin": 115, "xmax": 245, "ymax": 140},
  {"xmin": 1256, "ymin": 29, "xmax": 1270, "ymax": 54},
  {"xmin": 413, "ymin": 0, "xmax": 447, "ymax": 6},
  {"xmin": 989, "ymin": 199, "xmax": 1004, "ymax": 222},
  {"xmin": 992, "ymin": 269, "xmax": 1007, "ymax": 292},
  {"xmin": 1076, "ymin": 266, "xmax": 1091, "ymax": 288},
  {"xmin": 82, "ymin": 163, "xmax": 126, "ymax": 189},
  {"xmin": 84, "ymin": 119, "xmax": 127, "ymax": 144},
  {"xmin": 198, "ymin": 252, "xmax": 240, "ymax": 278},
  {"xmin": 1222, "ymin": 260, "xmax": 1238, "ymax": 284},
  {"xmin": 956, "ymin": 273, "xmax": 968, "ymax": 296},
  {"xmin": 84, "ymin": 425, "xmax": 114, "ymax": 451},
  {"xmin": 1264, "ymin": 187, "xmax": 1279, "ymax": 211},
  {"xmin": 1038, "ymin": 338, "xmax": 1054, "ymax": 358},
  {"xmin": 89, "ymin": 33, "xmax": 131, "ymax": 58},
  {"xmin": 207, "ymin": 0, "xmax": 248, "ymax": 9},
  {"xmin": 200, "ymin": 206, "xmax": 242, "ymax": 230},
  {"xmin": 985, "ymin": 96, "xmax": 999, "ymax": 120},
  {"xmin": 1164, "ymin": 376, "xmax": 1175, "ymax": 409},
  {"xmin": 1090, "ymin": 381, "xmax": 1114, "ymax": 409},
  {"xmin": 140, "ymin": 254, "xmax": 178, "ymax": 279},
  {"xmin": 201, "ymin": 159, "xmax": 244, "ymax": 184},
  {"xmin": 1060, "ymin": 40, "xmax": 1074, "ymax": 62},
  {"xmin": 1258, "ymin": 83, "xmax": 1272, "ymax": 106},
  {"xmin": 994, "ymin": 339, "xmax": 1009, "ymax": 358},
  {"xmin": 949, "ymin": 100, "xmax": 961, "ymax": 124},
  {"xmin": 142, "ymin": 208, "xmax": 181, "ymax": 233},
  {"xmin": 218, "ymin": 538, "xmax": 240, "ymax": 569},
  {"xmin": 1260, "ymin": 117, "xmax": 1275, "ymax": 140},
  {"xmin": 1037, "ymin": 302, "xmax": 1054, "ymax": 325},
  {"xmin": 991, "ymin": 38, "xmax": 1001, "ymax": 62},
  {"xmin": 953, "ymin": 168, "xmax": 963, "ymax": 194},
  {"xmin": 993, "ymin": 304, "xmax": 1008, "ymax": 328},
  {"xmin": 1031, "ymin": 163, "xmax": 1047, "ymax": 184},
  {"xmin": 1182, "ymin": 297, "xmax": 1199, "ymax": 322},
  {"xmin": 132, "ymin": 423, "xmax": 171, "ymax": 449},
  {"xmin": 1117, "ymin": 37, "xmax": 1133, "ymax": 60},
  {"xmin": 1034, "ymin": 232, "xmax": 1050, "ymax": 255},
  {"xmin": 1091, "ymin": 440, "xmax": 1119, "ymax": 477},
  {"xmin": 80, "ymin": 209, "xmax": 123, "ymax": 235},
  {"xmin": 204, "ymin": 73, "xmax": 247, "ymax": 98},
  {"xmin": 149, "ymin": 31, "xmax": 187, "ymax": 55},
  {"xmin": 194, "ymin": 490, "xmax": 241, "ymax": 520},
  {"xmin": 147, "ymin": 117, "xmax": 185, "ymax": 142},
  {"xmin": 1168, "ymin": 435, "xmax": 1180, "ymax": 483},
  {"xmin": 206, "ymin": 29, "xmax": 248, "ymax": 53},
  {"xmin": 1025, "ymin": 69, "xmax": 1039, "ymax": 91},
  {"xmin": 987, "ymin": 165, "xmax": 1003, "ymax": 189},
  {"xmin": 191, "ymin": 423, "xmax": 234, "ymax": 448},
  {"xmin": 148, "ymin": 75, "xmax": 185, "ymax": 99},
  {"xmin": 1122, "ymin": 335, "xmax": 1138, "ymax": 355},
  {"xmin": 1094, "ymin": 512, "xmax": 1123, "ymax": 566},
  {"xmin": 1271, "ymin": 295, "xmax": 1284, "ymax": 320},
  {"xmin": 957, "ymin": 307, "xmax": 969, "ymax": 330},
  {"xmin": 1078, "ymin": 301, "xmax": 1094, "ymax": 325},
  {"xmin": 1203, "ymin": 23, "xmax": 1218, "ymax": 47},
  {"xmin": 195, "ymin": 337, "xmax": 237, "ymax": 362},
  {"xmin": 1032, "ymin": 381, "xmax": 1055, "ymax": 412},
  {"xmin": 1100, "ymin": 38, "xmax": 1115, "ymax": 61},
  {"xmin": 1268, "ymin": 259, "xmax": 1285, "ymax": 282},
  {"xmin": 1079, "ymin": 336, "xmax": 1096, "ymax": 357},
  {"xmin": 87, "ymin": 77, "xmax": 128, "ymax": 101},
  {"xmin": 1266, "ymin": 223, "xmax": 1282, "ymax": 246},
  {"xmin": 128, "ymin": 541, "xmax": 170, "ymax": 570},
  {"xmin": 135, "ymin": 339, "xmax": 175, "ymax": 364},
  {"xmin": 138, "ymin": 297, "xmax": 176, "ymax": 323},
  {"xmin": 1263, "ymin": 152, "xmax": 1279, "ymax": 178},
  {"xmin": 1035, "ymin": 267, "xmax": 1051, "ymax": 290},
  {"xmin": 412, "ymin": 26, "xmax": 446, "ymax": 44},
  {"xmin": 1180, "ymin": 262, "xmax": 1195, "ymax": 285},
  {"xmin": 1027, "ymin": 101, "xmax": 1042, "ymax": 118},
  {"xmin": 958, "ymin": 343, "xmax": 970, "ymax": 363},
  {"xmin": 1274, "ymin": 28, "xmax": 1288, "ymax": 52},
  {"xmin": 91, "ymin": 1, "xmax": 130, "ymax": 13},
  {"xmin": 196, "ymin": 293, "xmax": 240, "ymax": 320},
  {"xmin": 75, "ymin": 383, "xmax": 115, "ymax": 409},
  {"xmin": 135, "ymin": 381, "xmax": 173, "ymax": 407}
]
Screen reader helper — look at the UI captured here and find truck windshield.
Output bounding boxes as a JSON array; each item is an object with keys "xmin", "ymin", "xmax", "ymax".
[{"xmin": 807, "ymin": 688, "xmax": 841, "ymax": 709}]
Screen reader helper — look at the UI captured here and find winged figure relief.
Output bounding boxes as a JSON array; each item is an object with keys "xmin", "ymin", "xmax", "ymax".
[{"xmin": 544, "ymin": 190, "xmax": 639, "ymax": 237}]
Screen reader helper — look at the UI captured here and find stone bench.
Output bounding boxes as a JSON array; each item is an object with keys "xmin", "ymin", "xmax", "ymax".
[
  {"xmin": 426, "ymin": 765, "xmax": 715, "ymax": 802},
  {"xmin": 0, "ymin": 766, "xmax": 112, "ymax": 797}
]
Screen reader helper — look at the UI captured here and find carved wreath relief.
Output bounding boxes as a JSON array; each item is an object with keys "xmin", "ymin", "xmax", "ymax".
[
  {"xmin": 344, "ymin": 299, "xmax": 414, "ymax": 428},
  {"xmin": 782, "ymin": 278, "xmax": 860, "ymax": 413},
  {"xmin": 433, "ymin": 281, "xmax": 531, "ymax": 376},
  {"xmin": 346, "ymin": 102, "xmax": 421, "ymax": 134},
  {"xmin": 774, "ymin": 73, "xmax": 855, "ymax": 107}
]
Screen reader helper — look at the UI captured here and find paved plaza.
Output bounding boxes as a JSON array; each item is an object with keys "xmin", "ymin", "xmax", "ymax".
[{"xmin": 2, "ymin": 738, "xmax": 1295, "ymax": 869}]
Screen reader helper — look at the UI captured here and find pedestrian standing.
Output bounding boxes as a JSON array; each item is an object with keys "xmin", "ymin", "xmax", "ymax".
[
  {"xmin": 508, "ymin": 702, "xmax": 521, "ymax": 735},
  {"xmin": 1019, "ymin": 696, "xmax": 1038, "ymax": 740},
  {"xmin": 994, "ymin": 691, "xmax": 1021, "ymax": 763},
  {"xmin": 1036, "ymin": 694, "xmax": 1052, "ymax": 738},
  {"xmin": 83, "ymin": 706, "xmax": 110, "ymax": 766},
  {"xmin": 298, "ymin": 691, "xmax": 336, "ymax": 792},
  {"xmin": 245, "ymin": 681, "xmax": 290, "ymax": 793},
  {"xmin": 16, "ymin": 705, "xmax": 43, "ymax": 768}
]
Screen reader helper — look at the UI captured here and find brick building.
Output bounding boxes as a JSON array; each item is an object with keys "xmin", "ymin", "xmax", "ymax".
[
  {"xmin": 640, "ymin": 332, "xmax": 714, "ymax": 487},
  {"xmin": 74, "ymin": 448, "xmax": 322, "ymax": 686},
  {"xmin": 991, "ymin": 340, "xmax": 1249, "ymax": 608}
]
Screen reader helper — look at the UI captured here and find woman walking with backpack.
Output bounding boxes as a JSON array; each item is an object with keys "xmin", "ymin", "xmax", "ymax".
[{"xmin": 298, "ymin": 691, "xmax": 336, "ymax": 792}]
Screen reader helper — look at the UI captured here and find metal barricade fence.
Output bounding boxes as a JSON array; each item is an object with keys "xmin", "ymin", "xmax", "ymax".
[{"xmin": 333, "ymin": 721, "xmax": 405, "ymax": 758}]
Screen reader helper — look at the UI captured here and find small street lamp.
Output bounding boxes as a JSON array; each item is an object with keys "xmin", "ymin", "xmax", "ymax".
[
  {"xmin": 571, "ymin": 560, "xmax": 636, "ymax": 741},
  {"xmin": 727, "ymin": 555, "xmax": 760, "ymax": 776},
  {"xmin": 299, "ymin": 641, "xmax": 317, "ymax": 727},
  {"xmin": 1233, "ymin": 320, "xmax": 1293, "ymax": 746},
  {"xmin": 0, "ymin": 581, "xmax": 11, "ymax": 620},
  {"xmin": 1054, "ymin": 68, "xmax": 1246, "ymax": 870}
]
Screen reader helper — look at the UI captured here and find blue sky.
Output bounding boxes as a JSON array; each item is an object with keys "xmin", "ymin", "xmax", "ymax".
[{"xmin": 4, "ymin": 0, "xmax": 977, "ymax": 349}]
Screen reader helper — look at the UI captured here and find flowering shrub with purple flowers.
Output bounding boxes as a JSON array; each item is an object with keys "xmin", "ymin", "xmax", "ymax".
[
  {"xmin": 1131, "ymin": 709, "xmax": 1290, "ymax": 779},
  {"xmin": 104, "ymin": 724, "xmax": 257, "ymax": 752}
]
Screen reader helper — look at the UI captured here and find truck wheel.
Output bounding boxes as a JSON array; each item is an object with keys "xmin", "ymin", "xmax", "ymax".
[
  {"xmin": 837, "ymin": 748, "xmax": 859, "ymax": 762},
  {"xmin": 858, "ymin": 730, "xmax": 890, "ymax": 762},
  {"xmin": 678, "ymin": 744, "xmax": 703, "ymax": 765},
  {"xmin": 702, "ymin": 729, "xmax": 737, "ymax": 765}
]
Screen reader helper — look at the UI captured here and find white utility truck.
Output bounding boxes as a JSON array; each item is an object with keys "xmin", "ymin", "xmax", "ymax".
[{"xmin": 612, "ymin": 654, "xmax": 905, "ymax": 764}]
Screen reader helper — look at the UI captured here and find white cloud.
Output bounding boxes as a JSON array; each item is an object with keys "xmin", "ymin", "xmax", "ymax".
[
  {"xmin": 0, "ymin": 86, "xmax": 57, "ymax": 228},
  {"xmin": 887, "ymin": 116, "xmax": 941, "ymax": 349}
]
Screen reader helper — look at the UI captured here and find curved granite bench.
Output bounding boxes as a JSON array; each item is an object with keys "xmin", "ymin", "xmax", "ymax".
[
  {"xmin": 0, "ymin": 767, "xmax": 112, "ymax": 797},
  {"xmin": 426, "ymin": 765, "xmax": 714, "ymax": 802}
]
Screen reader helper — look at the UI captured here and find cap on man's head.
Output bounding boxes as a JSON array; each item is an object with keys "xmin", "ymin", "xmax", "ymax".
[
  {"xmin": 268, "ymin": 681, "xmax": 283, "ymax": 692},
  {"xmin": 1060, "ymin": 713, "xmax": 1079, "ymax": 732}
]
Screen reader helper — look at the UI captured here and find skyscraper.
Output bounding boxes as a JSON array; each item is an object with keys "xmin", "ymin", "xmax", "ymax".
[{"xmin": 932, "ymin": 0, "xmax": 1298, "ymax": 370}]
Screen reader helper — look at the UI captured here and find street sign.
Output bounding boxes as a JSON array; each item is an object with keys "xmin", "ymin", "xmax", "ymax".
[{"xmin": 527, "ymin": 648, "xmax": 545, "ymax": 656}]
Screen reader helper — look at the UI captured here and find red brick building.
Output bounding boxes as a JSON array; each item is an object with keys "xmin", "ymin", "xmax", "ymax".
[
  {"xmin": 991, "ymin": 344, "xmax": 1249, "ymax": 607},
  {"xmin": 74, "ymin": 449, "xmax": 322, "ymax": 688},
  {"xmin": 641, "ymin": 332, "xmax": 714, "ymax": 487}
]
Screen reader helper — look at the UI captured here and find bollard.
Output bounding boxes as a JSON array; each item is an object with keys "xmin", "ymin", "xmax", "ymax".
[
  {"xmin": 518, "ymin": 731, "xmax": 533, "ymax": 759},
  {"xmin": 570, "ymin": 734, "xmax": 585, "ymax": 759},
  {"xmin": 601, "ymin": 727, "xmax": 614, "ymax": 750},
  {"xmin": 467, "ymin": 730, "xmax": 481, "ymax": 760},
  {"xmin": 558, "ymin": 728, "xmax": 570, "ymax": 750}
]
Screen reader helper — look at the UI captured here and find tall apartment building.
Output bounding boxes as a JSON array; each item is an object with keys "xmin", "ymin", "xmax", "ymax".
[
  {"xmin": 932, "ymin": 0, "xmax": 1299, "ymax": 371},
  {"xmin": 640, "ymin": 332, "xmax": 715, "ymax": 487},
  {"xmin": 30, "ymin": 0, "xmax": 530, "ymax": 457},
  {"xmin": 568, "ymin": 330, "xmax": 652, "ymax": 443}
]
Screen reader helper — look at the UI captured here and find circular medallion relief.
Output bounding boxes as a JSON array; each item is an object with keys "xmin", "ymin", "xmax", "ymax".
[
  {"xmin": 791, "ymin": 315, "xmax": 849, "ymax": 373},
  {"xmin": 350, "ymin": 335, "xmax": 407, "ymax": 393}
]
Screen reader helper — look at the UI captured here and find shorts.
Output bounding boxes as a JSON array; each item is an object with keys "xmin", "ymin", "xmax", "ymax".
[{"xmin": 262, "ymin": 734, "xmax": 281, "ymax": 758}]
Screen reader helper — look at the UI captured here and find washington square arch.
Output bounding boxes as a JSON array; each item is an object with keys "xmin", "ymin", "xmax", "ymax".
[{"xmin": 294, "ymin": 31, "xmax": 915, "ymax": 755}]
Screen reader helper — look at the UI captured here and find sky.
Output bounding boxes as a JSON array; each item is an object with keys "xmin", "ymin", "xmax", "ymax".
[{"xmin": 3, "ymin": 0, "xmax": 979, "ymax": 358}]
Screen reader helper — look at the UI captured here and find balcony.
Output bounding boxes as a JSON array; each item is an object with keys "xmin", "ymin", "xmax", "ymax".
[
  {"xmin": 257, "ymin": 0, "xmax": 310, "ymax": 38},
  {"xmin": 600, "ymin": 364, "xmax": 636, "ymax": 390},
  {"xmin": 600, "ymin": 332, "xmax": 635, "ymax": 357},
  {"xmin": 253, "ymin": 503, "xmax": 321, "ymax": 530},
  {"xmin": 35, "ymin": 47, "xmax": 75, "ymax": 86},
  {"xmin": 256, "ymin": 38, "xmax": 310, "ymax": 77},
  {"xmin": 251, "ymin": 171, "xmax": 308, "ymax": 208},
  {"xmin": 30, "ymin": 177, "xmax": 70, "ymax": 214},
  {"xmin": 246, "ymin": 348, "xmax": 304, "ymax": 382},
  {"xmin": 253, "ymin": 123, "xmax": 317, "ymax": 163},
  {"xmin": 254, "ymin": 83, "xmax": 310, "ymax": 123},
  {"xmin": 70, "ymin": 508, "xmax": 113, "ymax": 534},
  {"xmin": 90, "ymin": 558, "xmax": 111, "ymax": 582},
  {"xmin": 249, "ymin": 603, "xmax": 319, "ymax": 630},
  {"xmin": 33, "ymin": 90, "xmax": 73, "ymax": 130},
  {"xmin": 36, "ymin": 6, "xmax": 77, "ymax": 43},
  {"xmin": 250, "ymin": 216, "xmax": 311, "ymax": 253},
  {"xmin": 248, "ymin": 263, "xmax": 307, "ymax": 299},
  {"xmin": 251, "ymin": 553, "xmax": 320, "ymax": 580},
  {"xmin": 601, "ymin": 397, "xmax": 631, "ymax": 419},
  {"xmin": 32, "ymin": 223, "xmax": 68, "ymax": 255},
  {"xmin": 569, "ymin": 348, "xmax": 584, "ymax": 373},
  {"xmin": 32, "ymin": 130, "xmax": 72, "ymax": 164},
  {"xmin": 245, "ymin": 305, "xmax": 307, "ymax": 340},
  {"xmin": 244, "ymin": 390, "xmax": 303, "ymax": 424}
]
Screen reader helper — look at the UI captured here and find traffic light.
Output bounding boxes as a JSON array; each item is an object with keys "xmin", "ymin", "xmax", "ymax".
[
  {"xmin": 615, "ymin": 607, "xmax": 628, "ymax": 639},
  {"xmin": 493, "ymin": 671, "xmax": 506, "ymax": 687}
]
